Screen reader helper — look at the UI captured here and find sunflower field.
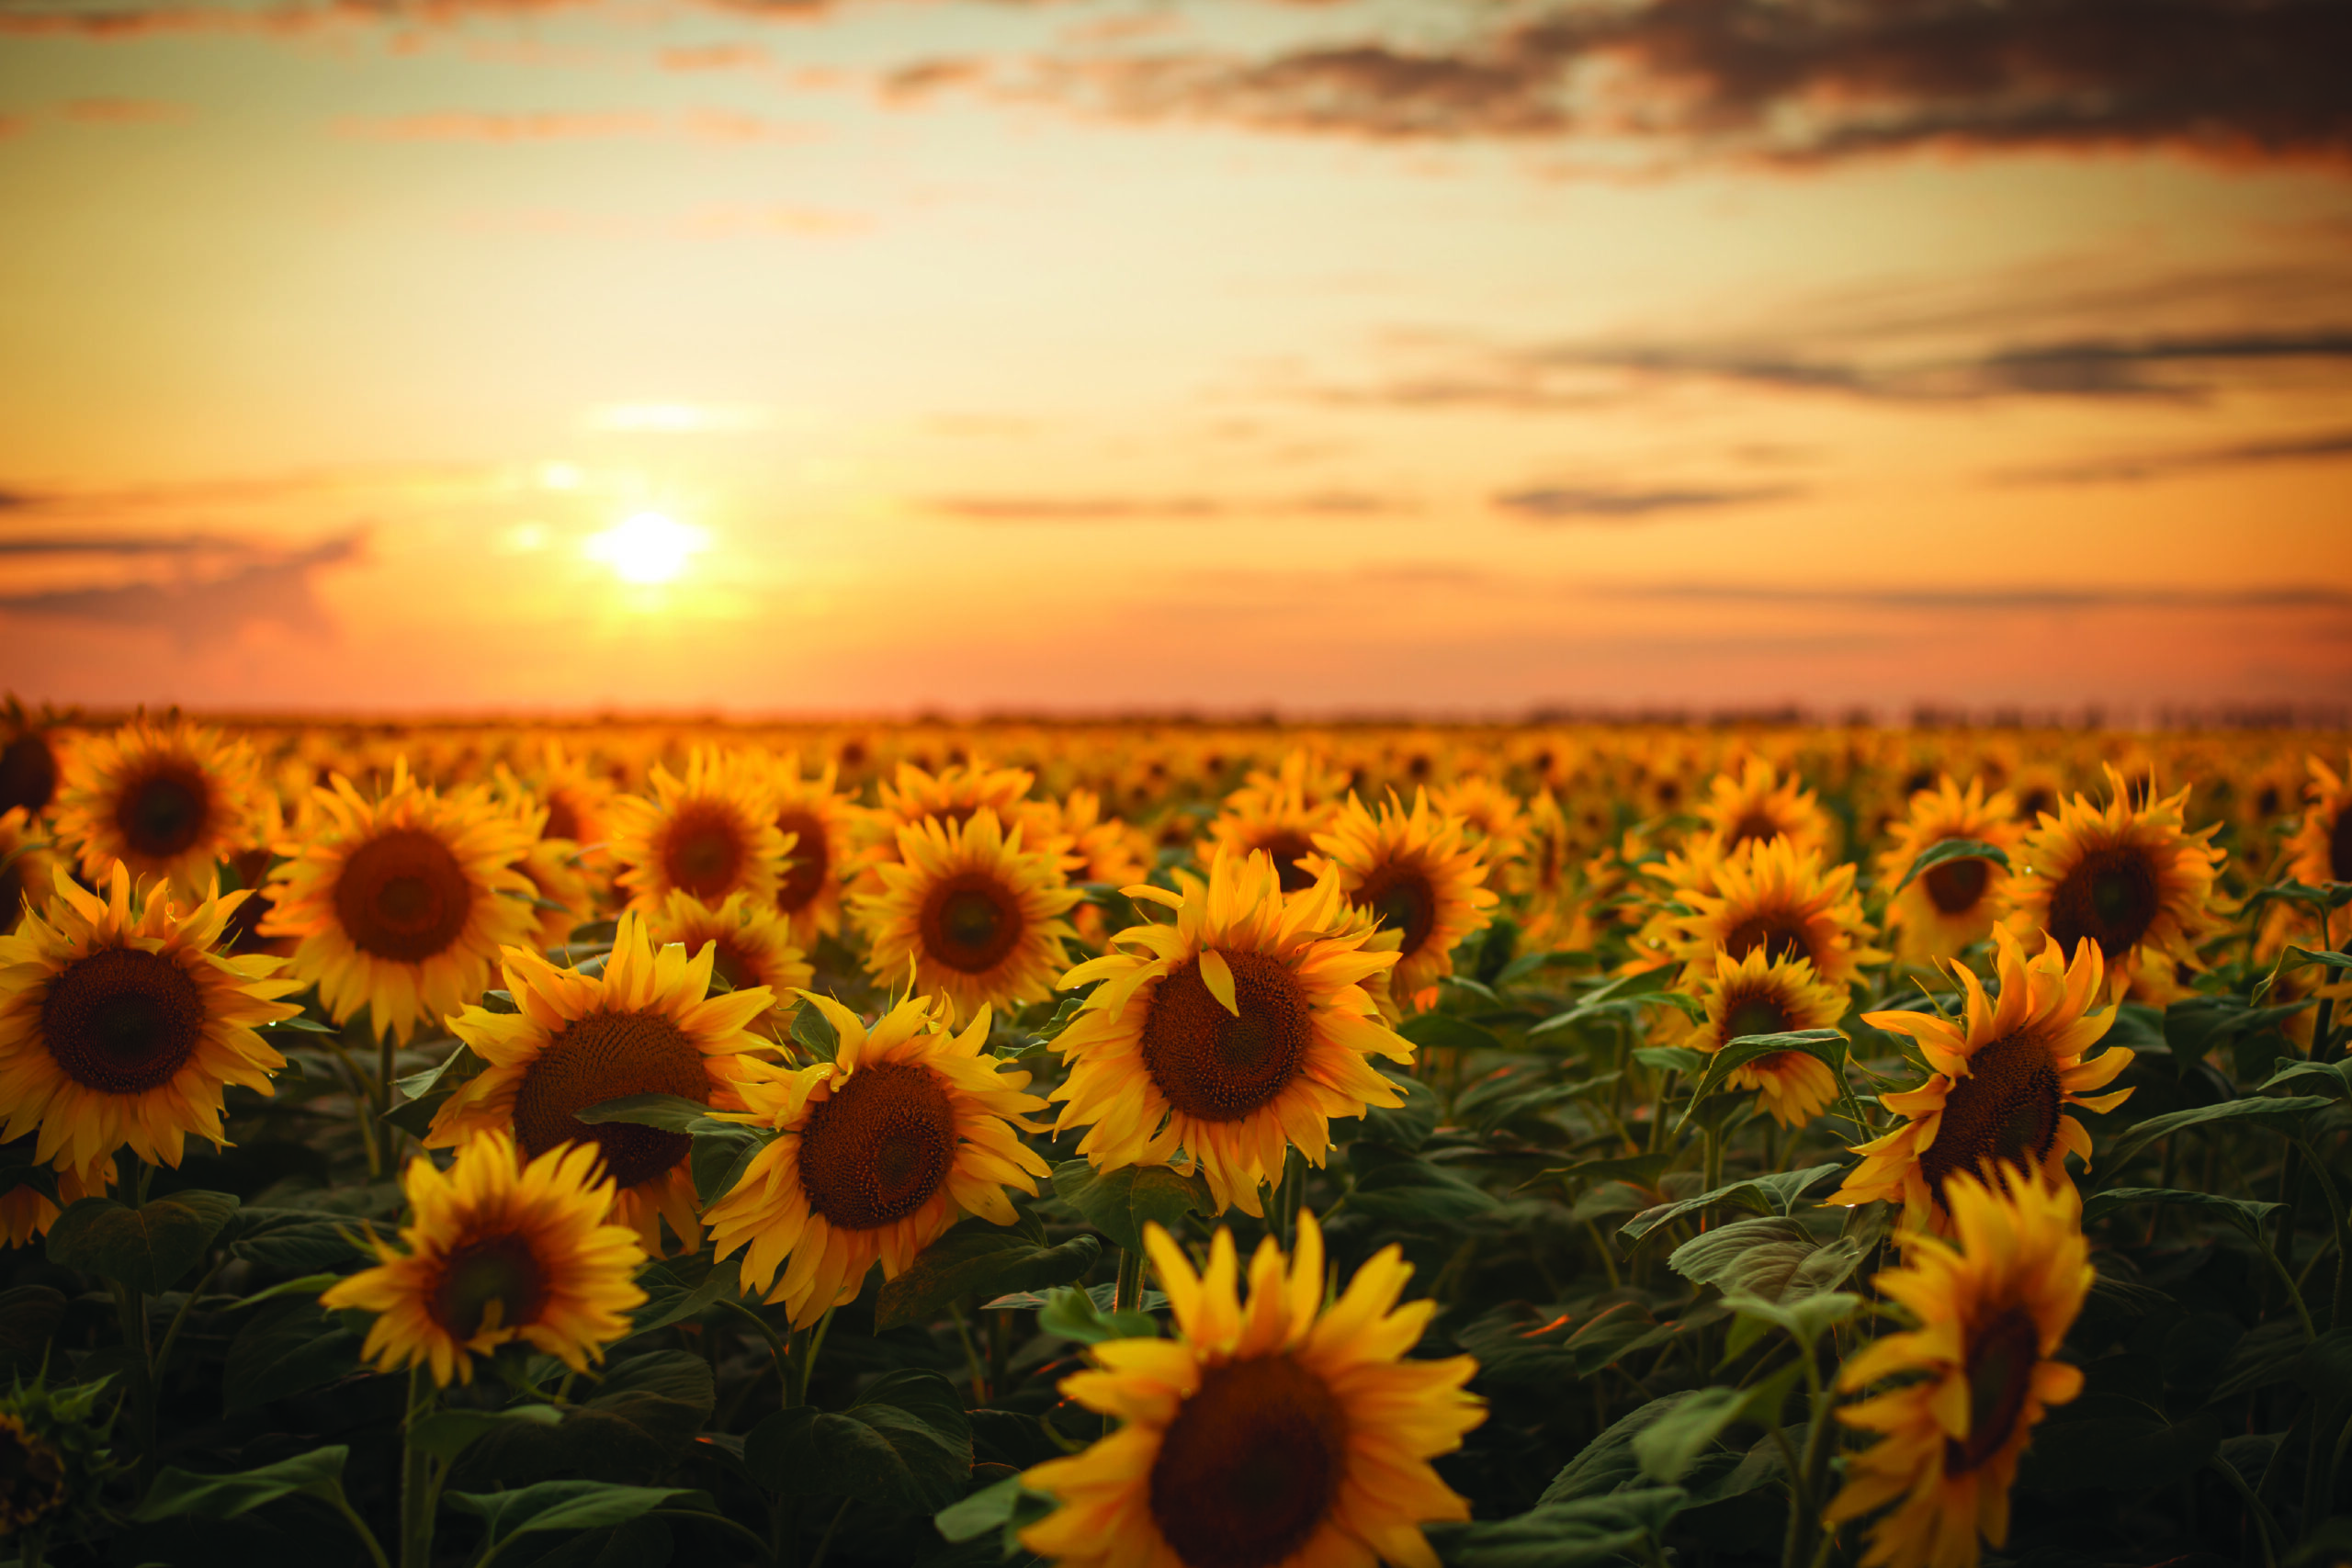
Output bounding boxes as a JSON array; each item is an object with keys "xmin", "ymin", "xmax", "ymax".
[{"xmin": 1, "ymin": 703, "xmax": 2349, "ymax": 1568}]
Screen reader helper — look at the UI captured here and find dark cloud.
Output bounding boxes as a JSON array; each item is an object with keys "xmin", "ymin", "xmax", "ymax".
[
  {"xmin": 1999, "ymin": 425, "xmax": 2352, "ymax": 483},
  {"xmin": 1622, "ymin": 582, "xmax": 2352, "ymax": 611},
  {"xmin": 0, "ymin": 531, "xmax": 361, "ymax": 646},
  {"xmin": 1020, "ymin": 0, "xmax": 2352, "ymax": 166},
  {"xmin": 1492, "ymin": 483, "xmax": 1797, "ymax": 521},
  {"xmin": 925, "ymin": 490, "xmax": 1408, "ymax": 522}
]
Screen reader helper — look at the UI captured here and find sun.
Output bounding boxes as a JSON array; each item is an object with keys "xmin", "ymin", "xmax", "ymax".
[{"xmin": 587, "ymin": 512, "xmax": 706, "ymax": 584}]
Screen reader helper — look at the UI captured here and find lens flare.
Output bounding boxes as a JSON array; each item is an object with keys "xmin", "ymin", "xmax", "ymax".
[{"xmin": 586, "ymin": 512, "xmax": 706, "ymax": 584}]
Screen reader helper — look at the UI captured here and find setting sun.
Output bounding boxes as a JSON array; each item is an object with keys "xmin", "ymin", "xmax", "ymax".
[{"xmin": 585, "ymin": 512, "xmax": 706, "ymax": 585}]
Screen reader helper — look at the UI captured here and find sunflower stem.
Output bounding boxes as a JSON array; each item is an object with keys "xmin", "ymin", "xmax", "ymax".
[
  {"xmin": 400, "ymin": 1364, "xmax": 439, "ymax": 1568},
  {"xmin": 109, "ymin": 1278, "xmax": 155, "ymax": 1495},
  {"xmin": 2207, "ymin": 1454, "xmax": 2281, "ymax": 1568},
  {"xmin": 803, "ymin": 1495, "xmax": 852, "ymax": 1568},
  {"xmin": 2292, "ymin": 1136, "xmax": 2349, "ymax": 1330},
  {"xmin": 949, "ymin": 1303, "xmax": 987, "ymax": 1404},
  {"xmin": 1114, "ymin": 1244, "xmax": 1149, "ymax": 1314},
  {"xmin": 1275, "ymin": 1145, "xmax": 1308, "ymax": 1254},
  {"xmin": 377, "ymin": 1032, "xmax": 401, "ymax": 1171}
]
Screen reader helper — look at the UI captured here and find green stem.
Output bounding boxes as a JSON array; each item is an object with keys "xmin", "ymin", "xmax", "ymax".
[
  {"xmin": 2323, "ymin": 1406, "xmax": 2352, "ymax": 1528},
  {"xmin": 652, "ymin": 1508, "xmax": 774, "ymax": 1565},
  {"xmin": 721, "ymin": 1299, "xmax": 792, "ymax": 1405},
  {"xmin": 316, "ymin": 1029, "xmax": 385, "ymax": 1179},
  {"xmin": 1114, "ymin": 1245, "xmax": 1148, "ymax": 1315},
  {"xmin": 378, "ymin": 1033, "xmax": 400, "ymax": 1173},
  {"xmin": 400, "ymin": 1364, "xmax": 438, "ymax": 1568},
  {"xmin": 110, "ymin": 1278, "xmax": 154, "ymax": 1493},
  {"xmin": 1275, "ymin": 1145, "xmax": 1308, "ymax": 1252},
  {"xmin": 2293, "ymin": 1137, "xmax": 2350, "ymax": 1329},
  {"xmin": 786, "ymin": 1307, "xmax": 836, "ymax": 1410},
  {"xmin": 1781, "ymin": 1335, "xmax": 1833, "ymax": 1568},
  {"xmin": 2255, "ymin": 1222, "xmax": 2316, "ymax": 1342},
  {"xmin": 152, "ymin": 1258, "xmax": 225, "ymax": 1397},
  {"xmin": 949, "ymin": 1303, "xmax": 987, "ymax": 1404},
  {"xmin": 2208, "ymin": 1455, "xmax": 2281, "ymax": 1568},
  {"xmin": 327, "ymin": 1483, "xmax": 394, "ymax": 1568},
  {"xmin": 804, "ymin": 1496, "xmax": 852, "ymax": 1568}
]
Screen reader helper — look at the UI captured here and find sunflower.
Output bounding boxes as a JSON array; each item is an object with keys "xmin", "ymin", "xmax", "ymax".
[
  {"xmin": 512, "ymin": 834, "xmax": 596, "ymax": 953},
  {"xmin": 2005, "ymin": 765, "xmax": 2225, "ymax": 1002},
  {"xmin": 0, "ymin": 1156, "xmax": 107, "ymax": 1249},
  {"xmin": 50, "ymin": 718, "xmax": 262, "ymax": 902},
  {"xmin": 429, "ymin": 909, "xmax": 777, "ymax": 1251},
  {"xmin": 1021, "ymin": 1210, "xmax": 1482, "ymax": 1568},
  {"xmin": 1684, "ymin": 948, "xmax": 1849, "ymax": 1127},
  {"xmin": 851, "ymin": 808, "xmax": 1080, "ymax": 1023},
  {"xmin": 1200, "ymin": 780, "xmax": 1340, "ymax": 896},
  {"xmin": 0, "ymin": 863, "xmax": 299, "ymax": 1176},
  {"xmin": 705, "ymin": 990, "xmax": 1051, "ymax": 1326},
  {"xmin": 645, "ymin": 889, "xmax": 810, "ymax": 1031},
  {"xmin": 1306, "ymin": 791, "xmax": 1497, "ymax": 1010},
  {"xmin": 526, "ymin": 739, "xmax": 618, "ymax": 858},
  {"xmin": 261, "ymin": 761, "xmax": 539, "ymax": 1043},
  {"xmin": 765, "ymin": 750, "xmax": 856, "ymax": 947},
  {"xmin": 609, "ymin": 749, "xmax": 789, "ymax": 915},
  {"xmin": 321, "ymin": 1130, "xmax": 647, "ymax": 1388},
  {"xmin": 1666, "ymin": 835, "xmax": 1885, "ymax": 991},
  {"xmin": 1877, "ymin": 777, "xmax": 2023, "ymax": 964},
  {"xmin": 1698, "ymin": 756, "xmax": 1833, "ymax": 856},
  {"xmin": 0, "ymin": 807, "xmax": 59, "ymax": 937},
  {"xmin": 1827, "ymin": 927, "xmax": 2131, "ymax": 1233},
  {"xmin": 1021, "ymin": 787, "xmax": 1151, "ymax": 887},
  {"xmin": 2284, "ymin": 752, "xmax": 2352, "ymax": 946},
  {"xmin": 1051, "ymin": 850, "xmax": 1413, "ymax": 1217},
  {"xmin": 1432, "ymin": 774, "xmax": 1531, "ymax": 867},
  {"xmin": 1825, "ymin": 1170, "xmax": 2092, "ymax": 1568},
  {"xmin": 851, "ymin": 757, "xmax": 1042, "ymax": 897}
]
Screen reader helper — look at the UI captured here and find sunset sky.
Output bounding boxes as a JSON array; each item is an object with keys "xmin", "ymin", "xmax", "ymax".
[{"xmin": 2, "ymin": 0, "xmax": 2347, "ymax": 717}]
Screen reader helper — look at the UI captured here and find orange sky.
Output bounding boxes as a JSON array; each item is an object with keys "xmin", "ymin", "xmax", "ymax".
[{"xmin": 2, "ymin": 0, "xmax": 2348, "ymax": 717}]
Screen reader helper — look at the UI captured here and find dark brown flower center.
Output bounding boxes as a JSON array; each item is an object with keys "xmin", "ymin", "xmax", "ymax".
[
  {"xmin": 430, "ymin": 1232, "xmax": 547, "ymax": 1340},
  {"xmin": 2046, "ymin": 844, "xmax": 2159, "ymax": 961},
  {"xmin": 661, "ymin": 803, "xmax": 748, "ymax": 901},
  {"xmin": 797, "ymin": 1060, "xmax": 956, "ymax": 1229},
  {"xmin": 40, "ymin": 946, "xmax": 207, "ymax": 1095},
  {"xmin": 513, "ymin": 1009, "xmax": 709, "ymax": 1189},
  {"xmin": 775, "ymin": 809, "xmax": 831, "ymax": 913},
  {"xmin": 1724, "ymin": 912, "xmax": 1810, "ymax": 966},
  {"xmin": 0, "ymin": 734, "xmax": 58, "ymax": 818},
  {"xmin": 1251, "ymin": 830, "xmax": 1317, "ymax": 894},
  {"xmin": 1149, "ymin": 1353, "xmax": 1348, "ymax": 1568},
  {"xmin": 542, "ymin": 794, "xmax": 582, "ymax": 842},
  {"xmin": 115, "ymin": 761, "xmax": 212, "ymax": 861},
  {"xmin": 1722, "ymin": 992, "xmax": 1793, "ymax": 1043},
  {"xmin": 1918, "ymin": 1030, "xmax": 2059, "ymax": 1207},
  {"xmin": 1946, "ymin": 1305, "xmax": 2041, "ymax": 1473},
  {"xmin": 334, "ymin": 828, "xmax": 474, "ymax": 963},
  {"xmin": 918, "ymin": 874, "xmax": 1023, "ymax": 975},
  {"xmin": 707, "ymin": 937, "xmax": 756, "ymax": 995},
  {"xmin": 220, "ymin": 849, "xmax": 278, "ymax": 954},
  {"xmin": 0, "ymin": 1416, "xmax": 67, "ymax": 1531},
  {"xmin": 2330, "ymin": 804, "xmax": 2352, "ymax": 884},
  {"xmin": 1352, "ymin": 864, "xmax": 1436, "ymax": 958},
  {"xmin": 1727, "ymin": 809, "xmax": 1782, "ymax": 848},
  {"xmin": 1141, "ymin": 950, "xmax": 1313, "ymax": 1123},
  {"xmin": 0, "ymin": 853, "xmax": 30, "ymax": 934},
  {"xmin": 1923, "ymin": 854, "xmax": 1991, "ymax": 916}
]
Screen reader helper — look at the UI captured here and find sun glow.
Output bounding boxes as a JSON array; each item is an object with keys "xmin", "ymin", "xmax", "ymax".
[{"xmin": 585, "ymin": 512, "xmax": 707, "ymax": 584}]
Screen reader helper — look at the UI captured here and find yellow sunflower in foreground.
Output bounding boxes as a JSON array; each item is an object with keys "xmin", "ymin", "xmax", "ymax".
[
  {"xmin": 0, "ymin": 863, "xmax": 299, "ymax": 1175},
  {"xmin": 322, "ymin": 1130, "xmax": 647, "ymax": 1388},
  {"xmin": 1307, "ymin": 791, "xmax": 1497, "ymax": 1009},
  {"xmin": 1877, "ymin": 777, "xmax": 2022, "ymax": 964},
  {"xmin": 1667, "ymin": 835, "xmax": 1885, "ymax": 991},
  {"xmin": 765, "ymin": 750, "xmax": 856, "ymax": 947},
  {"xmin": 1022, "ymin": 1210, "xmax": 1482, "ymax": 1568},
  {"xmin": 1828, "ymin": 928, "xmax": 2131, "ymax": 1234},
  {"xmin": 608, "ymin": 749, "xmax": 789, "ymax": 915},
  {"xmin": 1, "ymin": 807, "xmax": 59, "ymax": 935},
  {"xmin": 2286, "ymin": 752, "xmax": 2352, "ymax": 946},
  {"xmin": 262, "ymin": 761, "xmax": 539, "ymax": 1043},
  {"xmin": 2005, "ymin": 765, "xmax": 2225, "ymax": 1002},
  {"xmin": 1698, "ymin": 756, "xmax": 1833, "ymax": 856},
  {"xmin": 1826, "ymin": 1171, "xmax": 2091, "ymax": 1568},
  {"xmin": 431, "ymin": 910, "xmax": 777, "ymax": 1251},
  {"xmin": 51, "ymin": 718, "xmax": 262, "ymax": 902},
  {"xmin": 1683, "ymin": 948, "xmax": 1848, "ymax": 1128},
  {"xmin": 707, "ymin": 991, "xmax": 1050, "ymax": 1326},
  {"xmin": 645, "ymin": 889, "xmax": 810, "ymax": 1031},
  {"xmin": 1052, "ymin": 850, "xmax": 1413, "ymax": 1217},
  {"xmin": 852, "ymin": 808, "xmax": 1080, "ymax": 1023}
]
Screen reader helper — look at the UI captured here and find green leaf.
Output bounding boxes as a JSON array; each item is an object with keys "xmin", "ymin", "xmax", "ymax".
[
  {"xmin": 445, "ymin": 1482, "xmax": 710, "ymax": 1549},
  {"xmin": 138, "ymin": 1446, "xmax": 351, "ymax": 1521},
  {"xmin": 1401, "ymin": 1010, "xmax": 1505, "ymax": 1054},
  {"xmin": 1345, "ymin": 1145, "xmax": 1498, "ymax": 1225},
  {"xmin": 2080, "ymin": 1187, "xmax": 2284, "ymax": 1235},
  {"xmin": 1621, "ymin": 1164, "xmax": 1844, "ymax": 1242},
  {"xmin": 1038, "ymin": 1285, "xmax": 1157, "ymax": 1344},
  {"xmin": 1676, "ymin": 1032, "xmax": 1848, "ymax": 1134},
  {"xmin": 629, "ymin": 1253, "xmax": 742, "ymax": 1334},
  {"xmin": 385, "ymin": 1043, "xmax": 489, "ymax": 1137},
  {"xmin": 1668, "ymin": 1217, "xmax": 1863, "ymax": 1304},
  {"xmin": 577, "ymin": 1093, "xmax": 722, "ymax": 1134},
  {"xmin": 45, "ymin": 1190, "xmax": 240, "ymax": 1292},
  {"xmin": 406, "ymin": 1404, "xmax": 566, "ymax": 1463},
  {"xmin": 2105, "ymin": 1096, "xmax": 2336, "ymax": 1168},
  {"xmin": 1051, "ymin": 1159, "xmax": 1213, "ymax": 1255},
  {"xmin": 934, "ymin": 1472, "xmax": 1056, "ymax": 1555},
  {"xmin": 1634, "ymin": 1366, "xmax": 1806, "ymax": 1484},
  {"xmin": 875, "ymin": 1222, "xmax": 1102, "ymax": 1331},
  {"xmin": 2256, "ymin": 1057, "xmax": 2352, "ymax": 1100},
  {"xmin": 2254, "ymin": 944, "xmax": 2352, "ymax": 1004},
  {"xmin": 1633, "ymin": 1045, "xmax": 1709, "ymax": 1075},
  {"xmin": 456, "ymin": 1352, "xmax": 716, "ymax": 1489},
  {"xmin": 257, "ymin": 1014, "xmax": 337, "ymax": 1034},
  {"xmin": 224, "ymin": 1296, "xmax": 366, "ymax": 1414},
  {"xmin": 689, "ymin": 1123, "xmax": 770, "ymax": 1208},
  {"xmin": 1890, "ymin": 838, "xmax": 2010, "ymax": 897},
  {"xmin": 820, "ymin": 1368, "xmax": 974, "ymax": 1515},
  {"xmin": 1532, "ymin": 1152, "xmax": 1677, "ymax": 1191},
  {"xmin": 1540, "ymin": 1393, "xmax": 1704, "ymax": 1502},
  {"xmin": 1430, "ymin": 1486, "xmax": 1689, "ymax": 1567},
  {"xmin": 1345, "ymin": 1071, "xmax": 1440, "ymax": 1150},
  {"xmin": 226, "ymin": 1208, "xmax": 390, "ymax": 1274},
  {"xmin": 792, "ymin": 1003, "xmax": 841, "ymax": 1061},
  {"xmin": 1721, "ymin": 1292, "xmax": 1863, "ymax": 1359}
]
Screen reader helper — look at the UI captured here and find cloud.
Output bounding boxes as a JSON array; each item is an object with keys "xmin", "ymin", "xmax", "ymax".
[
  {"xmin": 925, "ymin": 490, "xmax": 1408, "ymax": 523},
  {"xmin": 1492, "ymin": 483, "xmax": 1798, "ymax": 522},
  {"xmin": 60, "ymin": 96, "xmax": 187, "ymax": 123},
  {"xmin": 1998, "ymin": 426, "xmax": 2352, "ymax": 484},
  {"xmin": 659, "ymin": 43, "xmax": 769, "ymax": 70},
  {"xmin": 1618, "ymin": 582, "xmax": 2352, "ymax": 612},
  {"xmin": 337, "ymin": 110, "xmax": 666, "ymax": 141},
  {"xmin": 0, "ymin": 531, "xmax": 362, "ymax": 647},
  {"xmin": 1010, "ymin": 0, "xmax": 2352, "ymax": 167}
]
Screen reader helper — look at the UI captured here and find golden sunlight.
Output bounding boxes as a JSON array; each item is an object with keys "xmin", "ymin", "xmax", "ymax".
[{"xmin": 584, "ymin": 512, "xmax": 707, "ymax": 585}]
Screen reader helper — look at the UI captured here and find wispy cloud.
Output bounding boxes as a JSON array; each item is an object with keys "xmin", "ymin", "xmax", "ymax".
[
  {"xmin": 924, "ymin": 490, "xmax": 1409, "ymax": 523},
  {"xmin": 0, "ymin": 531, "xmax": 363, "ymax": 646},
  {"xmin": 59, "ymin": 96, "xmax": 188, "ymax": 123},
  {"xmin": 1997, "ymin": 426, "xmax": 2352, "ymax": 484},
  {"xmin": 334, "ymin": 108, "xmax": 809, "ymax": 142},
  {"xmin": 1492, "ymin": 483, "xmax": 1798, "ymax": 522}
]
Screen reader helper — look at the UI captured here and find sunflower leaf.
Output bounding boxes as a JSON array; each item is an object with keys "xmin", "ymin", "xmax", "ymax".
[
  {"xmin": 223, "ymin": 1296, "xmax": 366, "ymax": 1414},
  {"xmin": 2253, "ymin": 945, "xmax": 2352, "ymax": 1005},
  {"xmin": 1674, "ymin": 1032, "xmax": 1848, "ymax": 1135},
  {"xmin": 792, "ymin": 1003, "xmax": 841, "ymax": 1061},
  {"xmin": 818, "ymin": 1368, "xmax": 973, "ymax": 1514},
  {"xmin": 2081, "ymin": 1187, "xmax": 2284, "ymax": 1235},
  {"xmin": 1429, "ymin": 1485, "xmax": 1689, "ymax": 1567},
  {"xmin": 630, "ymin": 1252, "xmax": 743, "ymax": 1334},
  {"xmin": 1050, "ymin": 1159, "xmax": 1213, "ymax": 1255},
  {"xmin": 406, "ymin": 1404, "xmax": 565, "ymax": 1463},
  {"xmin": 1634, "ymin": 1365, "xmax": 1807, "ymax": 1483},
  {"xmin": 1035, "ymin": 1284, "xmax": 1159, "ymax": 1343},
  {"xmin": 1888, "ymin": 837, "xmax": 2011, "ymax": 897},
  {"xmin": 46, "ymin": 1190, "xmax": 240, "ymax": 1293},
  {"xmin": 1402, "ymin": 1010, "xmax": 1505, "ymax": 1054},
  {"xmin": 443, "ymin": 1482, "xmax": 712, "ymax": 1547},
  {"xmin": 2105, "ymin": 1095, "xmax": 2336, "ymax": 1168},
  {"xmin": 2256, "ymin": 1057, "xmax": 2352, "ymax": 1100},
  {"xmin": 690, "ymin": 1124, "xmax": 770, "ymax": 1208},
  {"xmin": 933, "ymin": 1472, "xmax": 1056, "ymax": 1551},
  {"xmin": 875, "ymin": 1223, "xmax": 1102, "ymax": 1331},
  {"xmin": 1621, "ymin": 1164, "xmax": 1845, "ymax": 1242},
  {"xmin": 137, "ymin": 1445, "xmax": 354, "ymax": 1521},
  {"xmin": 578, "ymin": 1093, "xmax": 721, "ymax": 1134}
]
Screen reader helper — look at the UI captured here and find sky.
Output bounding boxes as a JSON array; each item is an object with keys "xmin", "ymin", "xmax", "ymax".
[{"xmin": 1, "ymin": 0, "xmax": 2348, "ymax": 718}]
